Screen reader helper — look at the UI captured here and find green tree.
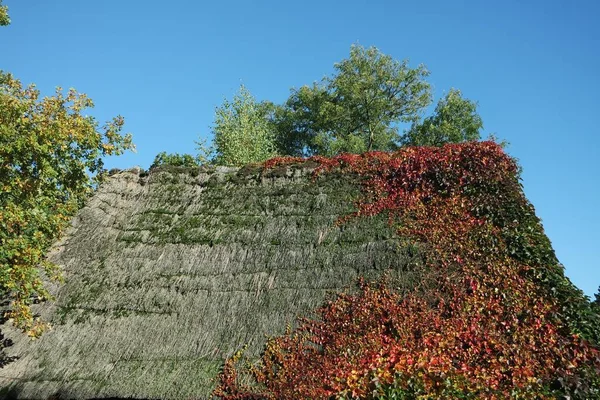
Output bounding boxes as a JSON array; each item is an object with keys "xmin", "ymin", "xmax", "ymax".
[
  {"xmin": 273, "ymin": 84, "xmax": 330, "ymax": 157},
  {"xmin": 0, "ymin": 0, "xmax": 9, "ymax": 26},
  {"xmin": 0, "ymin": 72, "xmax": 134, "ymax": 336},
  {"xmin": 212, "ymin": 85, "xmax": 278, "ymax": 166},
  {"xmin": 403, "ymin": 88, "xmax": 483, "ymax": 147},
  {"xmin": 275, "ymin": 45, "xmax": 432, "ymax": 156}
]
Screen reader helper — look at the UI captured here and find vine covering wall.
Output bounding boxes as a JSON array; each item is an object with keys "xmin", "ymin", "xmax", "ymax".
[{"xmin": 216, "ymin": 142, "xmax": 600, "ymax": 399}]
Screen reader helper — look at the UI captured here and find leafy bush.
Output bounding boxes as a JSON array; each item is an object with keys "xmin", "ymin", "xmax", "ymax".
[{"xmin": 150, "ymin": 151, "xmax": 201, "ymax": 169}]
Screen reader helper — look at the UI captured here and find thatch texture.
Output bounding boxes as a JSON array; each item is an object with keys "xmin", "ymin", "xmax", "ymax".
[{"xmin": 0, "ymin": 164, "xmax": 420, "ymax": 399}]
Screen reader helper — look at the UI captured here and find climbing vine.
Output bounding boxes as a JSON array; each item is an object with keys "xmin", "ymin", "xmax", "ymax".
[{"xmin": 214, "ymin": 142, "xmax": 600, "ymax": 399}]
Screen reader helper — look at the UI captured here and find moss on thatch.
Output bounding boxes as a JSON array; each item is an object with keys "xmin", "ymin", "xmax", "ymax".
[{"xmin": 0, "ymin": 165, "xmax": 421, "ymax": 399}]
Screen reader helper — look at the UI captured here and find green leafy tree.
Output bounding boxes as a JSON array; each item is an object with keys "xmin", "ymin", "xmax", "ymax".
[
  {"xmin": 0, "ymin": 0, "xmax": 9, "ymax": 26},
  {"xmin": 212, "ymin": 85, "xmax": 278, "ymax": 166},
  {"xmin": 403, "ymin": 88, "xmax": 483, "ymax": 147},
  {"xmin": 276, "ymin": 45, "xmax": 432, "ymax": 156},
  {"xmin": 273, "ymin": 84, "xmax": 330, "ymax": 157},
  {"xmin": 0, "ymin": 72, "xmax": 134, "ymax": 336}
]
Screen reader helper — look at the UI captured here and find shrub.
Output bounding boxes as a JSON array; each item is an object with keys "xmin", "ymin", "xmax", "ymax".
[{"xmin": 150, "ymin": 151, "xmax": 201, "ymax": 169}]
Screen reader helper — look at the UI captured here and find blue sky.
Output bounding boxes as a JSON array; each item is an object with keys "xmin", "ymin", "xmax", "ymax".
[{"xmin": 2, "ymin": 0, "xmax": 599, "ymax": 297}]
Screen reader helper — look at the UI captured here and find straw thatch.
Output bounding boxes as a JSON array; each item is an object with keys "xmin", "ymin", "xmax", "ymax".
[{"xmin": 0, "ymin": 164, "xmax": 421, "ymax": 399}]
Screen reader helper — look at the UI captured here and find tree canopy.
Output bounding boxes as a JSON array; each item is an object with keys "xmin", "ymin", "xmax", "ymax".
[
  {"xmin": 0, "ymin": 72, "xmax": 134, "ymax": 336},
  {"xmin": 211, "ymin": 85, "xmax": 278, "ymax": 166},
  {"xmin": 403, "ymin": 88, "xmax": 483, "ymax": 147},
  {"xmin": 0, "ymin": 0, "xmax": 9, "ymax": 26},
  {"xmin": 275, "ymin": 45, "xmax": 432, "ymax": 156},
  {"xmin": 205, "ymin": 45, "xmax": 488, "ymax": 165}
]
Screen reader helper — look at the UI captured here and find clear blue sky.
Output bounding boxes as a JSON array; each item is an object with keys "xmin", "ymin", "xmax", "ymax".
[{"xmin": 2, "ymin": 1, "xmax": 598, "ymax": 297}]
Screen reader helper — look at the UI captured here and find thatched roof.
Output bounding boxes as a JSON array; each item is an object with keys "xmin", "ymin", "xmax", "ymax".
[{"xmin": 0, "ymin": 164, "xmax": 421, "ymax": 399}]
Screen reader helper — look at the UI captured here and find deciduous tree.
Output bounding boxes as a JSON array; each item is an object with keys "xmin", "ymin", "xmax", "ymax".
[
  {"xmin": 275, "ymin": 45, "xmax": 432, "ymax": 156},
  {"xmin": 403, "ymin": 88, "xmax": 483, "ymax": 147},
  {"xmin": 212, "ymin": 85, "xmax": 277, "ymax": 166},
  {"xmin": 0, "ymin": 0, "xmax": 9, "ymax": 26},
  {"xmin": 0, "ymin": 72, "xmax": 134, "ymax": 336}
]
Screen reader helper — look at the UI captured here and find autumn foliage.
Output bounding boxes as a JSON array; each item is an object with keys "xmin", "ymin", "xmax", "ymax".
[
  {"xmin": 214, "ymin": 142, "xmax": 600, "ymax": 399},
  {"xmin": 0, "ymin": 72, "xmax": 134, "ymax": 336}
]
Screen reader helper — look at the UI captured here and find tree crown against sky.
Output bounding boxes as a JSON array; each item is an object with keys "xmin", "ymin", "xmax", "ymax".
[
  {"xmin": 0, "ymin": 71, "xmax": 134, "ymax": 336},
  {"xmin": 0, "ymin": 0, "xmax": 9, "ymax": 26},
  {"xmin": 204, "ymin": 45, "xmax": 484, "ymax": 165},
  {"xmin": 403, "ymin": 88, "xmax": 483, "ymax": 147},
  {"xmin": 273, "ymin": 45, "xmax": 433, "ymax": 156},
  {"xmin": 212, "ymin": 85, "xmax": 278, "ymax": 166}
]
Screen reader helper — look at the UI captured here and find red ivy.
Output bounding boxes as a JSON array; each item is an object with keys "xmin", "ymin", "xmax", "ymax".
[{"xmin": 215, "ymin": 142, "xmax": 600, "ymax": 399}]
